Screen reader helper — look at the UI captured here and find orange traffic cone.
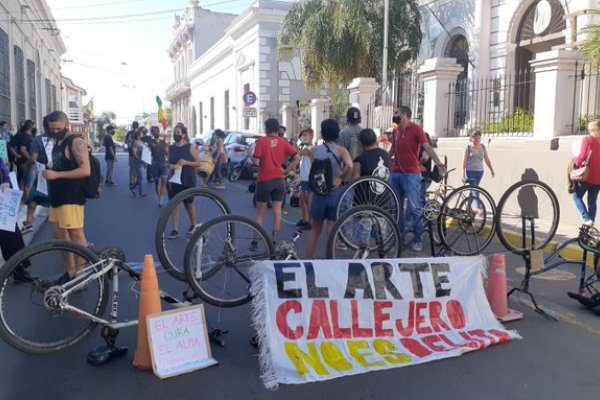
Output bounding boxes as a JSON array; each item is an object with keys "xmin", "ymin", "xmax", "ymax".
[
  {"xmin": 133, "ymin": 254, "xmax": 162, "ymax": 369},
  {"xmin": 487, "ymin": 254, "xmax": 523, "ymax": 322}
]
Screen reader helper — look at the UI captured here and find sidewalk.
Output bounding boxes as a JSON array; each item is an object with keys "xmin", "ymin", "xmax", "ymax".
[{"xmin": 0, "ymin": 205, "xmax": 48, "ymax": 266}]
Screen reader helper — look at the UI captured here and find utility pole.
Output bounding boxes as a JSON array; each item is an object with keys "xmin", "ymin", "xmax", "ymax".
[{"xmin": 382, "ymin": 0, "xmax": 390, "ymax": 95}]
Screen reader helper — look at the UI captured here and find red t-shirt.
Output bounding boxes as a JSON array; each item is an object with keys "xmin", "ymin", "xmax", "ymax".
[
  {"xmin": 253, "ymin": 136, "xmax": 297, "ymax": 183},
  {"xmin": 575, "ymin": 135, "xmax": 600, "ymax": 186},
  {"xmin": 391, "ymin": 122, "xmax": 427, "ymax": 174}
]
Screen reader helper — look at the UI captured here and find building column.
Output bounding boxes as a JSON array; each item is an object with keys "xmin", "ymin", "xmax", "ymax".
[
  {"xmin": 310, "ymin": 98, "xmax": 330, "ymax": 143},
  {"xmin": 347, "ymin": 77, "xmax": 380, "ymax": 123},
  {"xmin": 281, "ymin": 104, "xmax": 297, "ymax": 140},
  {"xmin": 530, "ymin": 50, "xmax": 583, "ymax": 138},
  {"xmin": 417, "ymin": 58, "xmax": 464, "ymax": 137}
]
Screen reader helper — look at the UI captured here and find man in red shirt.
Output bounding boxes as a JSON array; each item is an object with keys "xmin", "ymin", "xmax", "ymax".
[
  {"xmin": 253, "ymin": 118, "xmax": 300, "ymax": 242},
  {"xmin": 389, "ymin": 106, "xmax": 446, "ymax": 251}
]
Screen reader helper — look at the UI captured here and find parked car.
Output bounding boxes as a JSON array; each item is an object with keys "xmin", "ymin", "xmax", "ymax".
[{"xmin": 223, "ymin": 132, "xmax": 263, "ymax": 166}]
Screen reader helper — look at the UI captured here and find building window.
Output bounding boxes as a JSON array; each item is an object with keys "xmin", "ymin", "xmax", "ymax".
[
  {"xmin": 224, "ymin": 90, "xmax": 230, "ymax": 130},
  {"xmin": 14, "ymin": 46, "xmax": 26, "ymax": 124},
  {"xmin": 243, "ymin": 83, "xmax": 250, "ymax": 130},
  {"xmin": 45, "ymin": 79, "xmax": 51, "ymax": 114},
  {"xmin": 199, "ymin": 101, "xmax": 203, "ymax": 134},
  {"xmin": 0, "ymin": 28, "xmax": 10, "ymax": 123},
  {"xmin": 51, "ymin": 84, "xmax": 57, "ymax": 111},
  {"xmin": 210, "ymin": 96, "xmax": 215, "ymax": 130},
  {"xmin": 27, "ymin": 60, "xmax": 36, "ymax": 120}
]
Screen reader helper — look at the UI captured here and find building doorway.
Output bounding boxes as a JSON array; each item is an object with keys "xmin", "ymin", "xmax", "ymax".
[{"xmin": 445, "ymin": 34, "xmax": 469, "ymax": 129}]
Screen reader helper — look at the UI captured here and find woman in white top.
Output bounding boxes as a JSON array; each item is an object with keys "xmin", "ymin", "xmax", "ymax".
[
  {"xmin": 296, "ymin": 128, "xmax": 314, "ymax": 230},
  {"xmin": 462, "ymin": 130, "xmax": 495, "ymax": 187}
]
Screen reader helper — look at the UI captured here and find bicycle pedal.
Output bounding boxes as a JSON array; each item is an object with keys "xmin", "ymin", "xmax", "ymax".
[
  {"xmin": 568, "ymin": 292, "xmax": 600, "ymax": 309},
  {"xmin": 87, "ymin": 345, "xmax": 128, "ymax": 366}
]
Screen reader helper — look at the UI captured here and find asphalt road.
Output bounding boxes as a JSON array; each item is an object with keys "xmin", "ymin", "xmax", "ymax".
[{"xmin": 1, "ymin": 154, "xmax": 600, "ymax": 399}]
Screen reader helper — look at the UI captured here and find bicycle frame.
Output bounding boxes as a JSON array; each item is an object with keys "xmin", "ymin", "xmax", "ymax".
[{"xmin": 55, "ymin": 258, "xmax": 190, "ymax": 330}]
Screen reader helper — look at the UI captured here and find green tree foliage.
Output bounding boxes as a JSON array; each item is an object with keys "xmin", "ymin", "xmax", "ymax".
[
  {"xmin": 114, "ymin": 126, "xmax": 127, "ymax": 144},
  {"xmin": 278, "ymin": 0, "xmax": 422, "ymax": 89},
  {"xmin": 94, "ymin": 111, "xmax": 116, "ymax": 142},
  {"xmin": 581, "ymin": 10, "xmax": 600, "ymax": 65}
]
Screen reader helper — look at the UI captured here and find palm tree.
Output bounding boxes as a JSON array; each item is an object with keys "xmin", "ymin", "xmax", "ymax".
[
  {"xmin": 278, "ymin": 0, "xmax": 422, "ymax": 90},
  {"xmin": 581, "ymin": 10, "xmax": 600, "ymax": 65}
]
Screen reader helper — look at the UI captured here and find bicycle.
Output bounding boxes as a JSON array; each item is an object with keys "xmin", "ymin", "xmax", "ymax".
[
  {"xmin": 495, "ymin": 179, "xmax": 600, "ymax": 312},
  {"xmin": 154, "ymin": 187, "xmax": 231, "ymax": 282},
  {"xmin": 0, "ymin": 240, "xmax": 228, "ymax": 359}
]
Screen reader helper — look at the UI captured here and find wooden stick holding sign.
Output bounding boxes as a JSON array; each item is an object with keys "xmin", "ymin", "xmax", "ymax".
[{"xmin": 146, "ymin": 305, "xmax": 218, "ymax": 379}]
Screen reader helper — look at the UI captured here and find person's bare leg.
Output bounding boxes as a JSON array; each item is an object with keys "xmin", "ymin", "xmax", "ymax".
[
  {"xmin": 305, "ymin": 220, "xmax": 323, "ymax": 259},
  {"xmin": 67, "ymin": 228, "xmax": 88, "ymax": 276},
  {"xmin": 52, "ymin": 223, "xmax": 75, "ymax": 277},
  {"xmin": 185, "ymin": 202, "xmax": 197, "ymax": 228},
  {"xmin": 26, "ymin": 201, "xmax": 36, "ymax": 225},
  {"xmin": 171, "ymin": 206, "xmax": 181, "ymax": 232},
  {"xmin": 255, "ymin": 202, "xmax": 268, "ymax": 227},
  {"xmin": 271, "ymin": 201, "xmax": 282, "ymax": 240}
]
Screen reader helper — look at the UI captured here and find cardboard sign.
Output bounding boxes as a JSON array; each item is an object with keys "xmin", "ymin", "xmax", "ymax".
[
  {"xmin": 141, "ymin": 144, "xmax": 152, "ymax": 165},
  {"xmin": 0, "ymin": 189, "xmax": 22, "ymax": 232},
  {"xmin": 250, "ymin": 257, "xmax": 521, "ymax": 389},
  {"xmin": 146, "ymin": 305, "xmax": 217, "ymax": 379}
]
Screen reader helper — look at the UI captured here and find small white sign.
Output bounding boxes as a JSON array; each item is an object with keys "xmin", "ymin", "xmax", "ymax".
[
  {"xmin": 243, "ymin": 107, "xmax": 257, "ymax": 118},
  {"xmin": 8, "ymin": 172, "xmax": 18, "ymax": 191},
  {"xmin": 141, "ymin": 144, "xmax": 152, "ymax": 165},
  {"xmin": 0, "ymin": 188, "xmax": 22, "ymax": 232},
  {"xmin": 147, "ymin": 305, "xmax": 217, "ymax": 379},
  {"xmin": 36, "ymin": 162, "xmax": 48, "ymax": 195}
]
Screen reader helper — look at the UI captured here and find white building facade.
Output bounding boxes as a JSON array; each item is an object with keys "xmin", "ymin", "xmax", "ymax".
[
  {"xmin": 166, "ymin": 0, "xmax": 316, "ymax": 137},
  {"xmin": 410, "ymin": 0, "xmax": 600, "ymax": 137},
  {"xmin": 0, "ymin": 0, "xmax": 67, "ymax": 128}
]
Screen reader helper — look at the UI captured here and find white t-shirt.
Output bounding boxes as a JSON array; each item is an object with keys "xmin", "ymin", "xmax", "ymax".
[{"xmin": 299, "ymin": 144, "xmax": 313, "ymax": 181}]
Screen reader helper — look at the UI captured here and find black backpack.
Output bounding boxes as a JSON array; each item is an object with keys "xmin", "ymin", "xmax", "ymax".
[
  {"xmin": 309, "ymin": 143, "xmax": 342, "ymax": 195},
  {"xmin": 66, "ymin": 135, "xmax": 103, "ymax": 199}
]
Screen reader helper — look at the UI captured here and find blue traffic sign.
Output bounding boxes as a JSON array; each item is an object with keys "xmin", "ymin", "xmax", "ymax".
[{"xmin": 243, "ymin": 91, "xmax": 257, "ymax": 106}]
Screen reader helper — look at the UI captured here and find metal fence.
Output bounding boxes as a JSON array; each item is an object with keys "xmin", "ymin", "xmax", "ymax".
[
  {"xmin": 569, "ymin": 62, "xmax": 600, "ymax": 135},
  {"xmin": 445, "ymin": 69, "xmax": 535, "ymax": 137}
]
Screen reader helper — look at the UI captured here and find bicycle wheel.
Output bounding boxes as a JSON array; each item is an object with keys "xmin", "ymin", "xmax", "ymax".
[
  {"xmin": 336, "ymin": 177, "xmax": 400, "ymax": 222},
  {"xmin": 184, "ymin": 215, "xmax": 274, "ymax": 307},
  {"xmin": 0, "ymin": 241, "xmax": 108, "ymax": 354},
  {"xmin": 327, "ymin": 205, "xmax": 402, "ymax": 259},
  {"xmin": 495, "ymin": 180, "xmax": 559, "ymax": 255},
  {"xmin": 438, "ymin": 185, "xmax": 496, "ymax": 255},
  {"xmin": 155, "ymin": 188, "xmax": 230, "ymax": 281}
]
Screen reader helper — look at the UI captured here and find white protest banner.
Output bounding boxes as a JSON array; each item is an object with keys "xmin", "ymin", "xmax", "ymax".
[
  {"xmin": 8, "ymin": 172, "xmax": 18, "ymax": 191},
  {"xmin": 168, "ymin": 166, "xmax": 182, "ymax": 185},
  {"xmin": 147, "ymin": 305, "xmax": 217, "ymax": 379},
  {"xmin": 0, "ymin": 189, "xmax": 23, "ymax": 232},
  {"xmin": 250, "ymin": 256, "xmax": 521, "ymax": 389},
  {"xmin": 141, "ymin": 144, "xmax": 152, "ymax": 165},
  {"xmin": 35, "ymin": 162, "xmax": 47, "ymax": 195},
  {"xmin": 0, "ymin": 140, "xmax": 7, "ymax": 162}
]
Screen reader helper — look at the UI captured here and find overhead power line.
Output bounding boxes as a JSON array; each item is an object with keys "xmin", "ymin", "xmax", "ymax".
[{"xmin": 52, "ymin": 0, "xmax": 143, "ymax": 11}]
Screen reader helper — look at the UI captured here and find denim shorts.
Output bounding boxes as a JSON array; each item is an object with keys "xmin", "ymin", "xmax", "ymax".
[{"xmin": 310, "ymin": 187, "xmax": 342, "ymax": 222}]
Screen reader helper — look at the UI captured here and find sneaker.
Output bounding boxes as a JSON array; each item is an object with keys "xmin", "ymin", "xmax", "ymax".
[
  {"xmin": 335, "ymin": 240, "xmax": 348, "ymax": 251},
  {"xmin": 138, "ymin": 192, "xmax": 147, "ymax": 197},
  {"xmin": 187, "ymin": 225, "xmax": 198, "ymax": 237},
  {"xmin": 214, "ymin": 183, "xmax": 225, "ymax": 190},
  {"xmin": 167, "ymin": 230, "xmax": 179, "ymax": 239},
  {"xmin": 296, "ymin": 219, "xmax": 306, "ymax": 227},
  {"xmin": 301, "ymin": 221, "xmax": 312, "ymax": 231},
  {"xmin": 20, "ymin": 222, "xmax": 33, "ymax": 234},
  {"xmin": 13, "ymin": 265, "xmax": 37, "ymax": 284},
  {"xmin": 129, "ymin": 187, "xmax": 136, "ymax": 196},
  {"xmin": 584, "ymin": 220, "xmax": 594, "ymax": 227},
  {"xmin": 409, "ymin": 241, "xmax": 423, "ymax": 252}
]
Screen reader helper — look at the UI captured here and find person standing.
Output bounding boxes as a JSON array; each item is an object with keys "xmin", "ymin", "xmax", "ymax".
[
  {"xmin": 166, "ymin": 123, "xmax": 202, "ymax": 238},
  {"xmin": 462, "ymin": 130, "xmax": 495, "ymax": 187},
  {"xmin": 148, "ymin": 126, "xmax": 169, "ymax": 207},
  {"xmin": 125, "ymin": 121, "xmax": 139, "ymax": 188},
  {"xmin": 572, "ymin": 120, "xmax": 600, "ymax": 226},
  {"xmin": 305, "ymin": 119, "xmax": 353, "ymax": 259},
  {"xmin": 129, "ymin": 128, "xmax": 147, "ymax": 197},
  {"xmin": 13, "ymin": 120, "xmax": 36, "ymax": 191},
  {"xmin": 296, "ymin": 128, "xmax": 314, "ymax": 230},
  {"xmin": 337, "ymin": 107, "xmax": 363, "ymax": 161},
  {"xmin": 352, "ymin": 129, "xmax": 391, "ymax": 179},
  {"xmin": 252, "ymin": 118, "xmax": 300, "ymax": 243},
  {"xmin": 0, "ymin": 121, "xmax": 13, "ymax": 165},
  {"xmin": 103, "ymin": 125, "xmax": 117, "ymax": 185},
  {"xmin": 41, "ymin": 111, "xmax": 90, "ymax": 284},
  {"xmin": 209, "ymin": 129, "xmax": 226, "ymax": 189},
  {"xmin": 388, "ymin": 106, "xmax": 446, "ymax": 252}
]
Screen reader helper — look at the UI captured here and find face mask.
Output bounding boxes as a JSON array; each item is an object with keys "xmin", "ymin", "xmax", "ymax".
[
  {"xmin": 153, "ymin": 133, "xmax": 160, "ymax": 139},
  {"xmin": 173, "ymin": 134, "xmax": 183, "ymax": 143},
  {"xmin": 50, "ymin": 128, "xmax": 68, "ymax": 141},
  {"xmin": 392, "ymin": 116, "xmax": 401, "ymax": 124}
]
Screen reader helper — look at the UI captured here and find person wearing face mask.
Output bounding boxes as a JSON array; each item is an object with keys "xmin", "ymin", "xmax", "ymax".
[
  {"xmin": 462, "ymin": 130, "xmax": 495, "ymax": 188},
  {"xmin": 103, "ymin": 125, "xmax": 117, "ymax": 185},
  {"xmin": 166, "ymin": 123, "xmax": 202, "ymax": 238},
  {"xmin": 389, "ymin": 106, "xmax": 446, "ymax": 252},
  {"xmin": 148, "ymin": 126, "xmax": 169, "ymax": 207},
  {"xmin": 41, "ymin": 111, "xmax": 91, "ymax": 284}
]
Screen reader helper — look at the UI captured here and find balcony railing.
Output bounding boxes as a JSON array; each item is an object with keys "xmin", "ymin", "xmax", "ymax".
[{"xmin": 166, "ymin": 77, "xmax": 191, "ymax": 101}]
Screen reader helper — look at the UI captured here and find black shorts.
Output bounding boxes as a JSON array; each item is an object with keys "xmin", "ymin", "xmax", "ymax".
[
  {"xmin": 167, "ymin": 183, "xmax": 194, "ymax": 204},
  {"xmin": 256, "ymin": 178, "xmax": 285, "ymax": 203}
]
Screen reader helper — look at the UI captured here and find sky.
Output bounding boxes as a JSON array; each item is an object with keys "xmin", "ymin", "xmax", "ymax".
[{"xmin": 46, "ymin": 0, "xmax": 260, "ymax": 125}]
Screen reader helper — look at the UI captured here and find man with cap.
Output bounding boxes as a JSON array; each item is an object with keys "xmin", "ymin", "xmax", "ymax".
[{"xmin": 337, "ymin": 107, "xmax": 363, "ymax": 161}]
